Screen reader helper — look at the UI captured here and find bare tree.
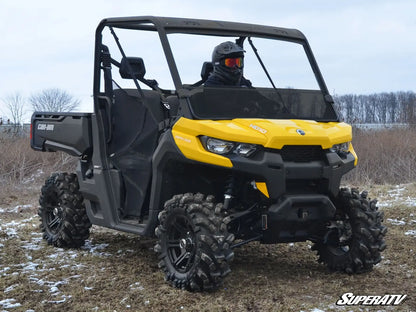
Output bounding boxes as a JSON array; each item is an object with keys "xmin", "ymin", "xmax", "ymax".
[
  {"xmin": 29, "ymin": 88, "xmax": 80, "ymax": 112},
  {"xmin": 2, "ymin": 92, "xmax": 26, "ymax": 125}
]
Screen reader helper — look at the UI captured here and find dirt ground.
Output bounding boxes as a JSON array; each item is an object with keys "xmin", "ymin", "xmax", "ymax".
[{"xmin": 0, "ymin": 184, "xmax": 415, "ymax": 312}]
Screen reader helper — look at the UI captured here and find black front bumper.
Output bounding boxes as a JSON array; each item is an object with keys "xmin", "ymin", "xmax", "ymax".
[{"xmin": 230, "ymin": 148, "xmax": 356, "ymax": 199}]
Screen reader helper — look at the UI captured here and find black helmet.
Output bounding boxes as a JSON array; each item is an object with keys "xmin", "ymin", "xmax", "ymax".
[{"xmin": 212, "ymin": 41, "xmax": 245, "ymax": 65}]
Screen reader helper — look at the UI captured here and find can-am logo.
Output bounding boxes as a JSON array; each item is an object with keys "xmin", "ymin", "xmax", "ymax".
[
  {"xmin": 337, "ymin": 292, "xmax": 407, "ymax": 306},
  {"xmin": 296, "ymin": 129, "xmax": 305, "ymax": 136},
  {"xmin": 37, "ymin": 123, "xmax": 54, "ymax": 131}
]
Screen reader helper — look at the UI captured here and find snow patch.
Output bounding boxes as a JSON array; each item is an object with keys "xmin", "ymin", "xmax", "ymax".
[
  {"xmin": 21, "ymin": 241, "xmax": 42, "ymax": 251},
  {"xmin": 4, "ymin": 284, "xmax": 19, "ymax": 293},
  {"xmin": 50, "ymin": 286, "xmax": 60, "ymax": 293},
  {"xmin": 405, "ymin": 230, "xmax": 416, "ymax": 237},
  {"xmin": 12, "ymin": 204, "xmax": 33, "ymax": 213},
  {"xmin": 21, "ymin": 261, "xmax": 40, "ymax": 273},
  {"xmin": 0, "ymin": 216, "xmax": 38, "ymax": 240},
  {"xmin": 42, "ymin": 294, "xmax": 72, "ymax": 304},
  {"xmin": 129, "ymin": 282, "xmax": 144, "ymax": 291},
  {"xmin": 0, "ymin": 298, "xmax": 21, "ymax": 309},
  {"xmin": 0, "ymin": 267, "xmax": 10, "ymax": 275},
  {"xmin": 82, "ymin": 241, "xmax": 111, "ymax": 257},
  {"xmin": 386, "ymin": 218, "xmax": 406, "ymax": 226},
  {"xmin": 378, "ymin": 184, "xmax": 416, "ymax": 208},
  {"xmin": 1, "ymin": 221, "xmax": 20, "ymax": 237},
  {"xmin": 22, "ymin": 169, "xmax": 44, "ymax": 184}
]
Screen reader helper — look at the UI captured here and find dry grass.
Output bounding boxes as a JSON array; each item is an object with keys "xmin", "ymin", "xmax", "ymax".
[
  {"xmin": 344, "ymin": 127, "xmax": 416, "ymax": 185},
  {"xmin": 0, "ymin": 137, "xmax": 76, "ymax": 200}
]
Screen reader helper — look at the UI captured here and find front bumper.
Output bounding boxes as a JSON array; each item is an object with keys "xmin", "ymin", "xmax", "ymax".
[{"xmin": 229, "ymin": 148, "xmax": 356, "ymax": 199}]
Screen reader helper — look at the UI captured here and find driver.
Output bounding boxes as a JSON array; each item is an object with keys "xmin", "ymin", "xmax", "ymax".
[{"xmin": 205, "ymin": 41, "xmax": 252, "ymax": 87}]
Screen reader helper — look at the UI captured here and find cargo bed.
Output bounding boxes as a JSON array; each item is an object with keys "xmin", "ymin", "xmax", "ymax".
[{"xmin": 31, "ymin": 112, "xmax": 92, "ymax": 157}]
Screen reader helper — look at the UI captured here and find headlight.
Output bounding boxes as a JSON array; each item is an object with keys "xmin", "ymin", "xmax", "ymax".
[
  {"xmin": 330, "ymin": 142, "xmax": 350, "ymax": 154},
  {"xmin": 235, "ymin": 143, "xmax": 258, "ymax": 157},
  {"xmin": 201, "ymin": 136, "xmax": 259, "ymax": 157},
  {"xmin": 205, "ymin": 137, "xmax": 235, "ymax": 155}
]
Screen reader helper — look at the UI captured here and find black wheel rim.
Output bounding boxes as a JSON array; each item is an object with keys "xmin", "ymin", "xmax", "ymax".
[
  {"xmin": 166, "ymin": 214, "xmax": 197, "ymax": 273},
  {"xmin": 44, "ymin": 201, "xmax": 63, "ymax": 235}
]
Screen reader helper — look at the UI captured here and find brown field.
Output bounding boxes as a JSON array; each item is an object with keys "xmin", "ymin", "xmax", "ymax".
[{"xmin": 1, "ymin": 130, "xmax": 416, "ymax": 311}]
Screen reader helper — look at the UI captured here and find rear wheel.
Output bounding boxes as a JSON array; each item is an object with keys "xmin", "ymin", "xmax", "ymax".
[
  {"xmin": 39, "ymin": 172, "xmax": 91, "ymax": 248},
  {"xmin": 312, "ymin": 188, "xmax": 387, "ymax": 273},
  {"xmin": 154, "ymin": 193, "xmax": 234, "ymax": 291}
]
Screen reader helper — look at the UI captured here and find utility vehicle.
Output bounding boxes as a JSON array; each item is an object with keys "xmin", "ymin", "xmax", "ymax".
[{"xmin": 31, "ymin": 16, "xmax": 386, "ymax": 291}]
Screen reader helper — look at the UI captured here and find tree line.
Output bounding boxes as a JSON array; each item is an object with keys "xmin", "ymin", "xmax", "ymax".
[
  {"xmin": 334, "ymin": 91, "xmax": 416, "ymax": 125},
  {"xmin": 0, "ymin": 88, "xmax": 80, "ymax": 126}
]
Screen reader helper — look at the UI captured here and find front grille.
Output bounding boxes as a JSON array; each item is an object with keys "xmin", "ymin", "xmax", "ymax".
[{"xmin": 279, "ymin": 145, "xmax": 325, "ymax": 162}]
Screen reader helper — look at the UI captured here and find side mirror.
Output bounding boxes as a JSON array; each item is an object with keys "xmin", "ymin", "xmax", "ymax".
[{"xmin": 119, "ymin": 57, "xmax": 146, "ymax": 79}]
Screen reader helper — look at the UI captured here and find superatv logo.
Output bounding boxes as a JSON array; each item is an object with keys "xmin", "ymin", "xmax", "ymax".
[{"xmin": 336, "ymin": 292, "xmax": 407, "ymax": 306}]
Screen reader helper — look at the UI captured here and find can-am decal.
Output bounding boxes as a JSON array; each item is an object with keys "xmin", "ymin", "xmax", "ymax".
[{"xmin": 37, "ymin": 124, "xmax": 55, "ymax": 131}]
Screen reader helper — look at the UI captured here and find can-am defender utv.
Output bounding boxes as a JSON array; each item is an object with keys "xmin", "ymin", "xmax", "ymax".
[{"xmin": 31, "ymin": 16, "xmax": 386, "ymax": 291}]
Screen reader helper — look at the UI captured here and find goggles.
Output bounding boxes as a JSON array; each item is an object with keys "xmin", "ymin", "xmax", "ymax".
[{"xmin": 222, "ymin": 57, "xmax": 244, "ymax": 68}]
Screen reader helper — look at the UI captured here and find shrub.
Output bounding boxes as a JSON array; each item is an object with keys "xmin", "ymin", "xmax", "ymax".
[
  {"xmin": 0, "ymin": 137, "xmax": 76, "ymax": 192},
  {"xmin": 344, "ymin": 127, "xmax": 416, "ymax": 185}
]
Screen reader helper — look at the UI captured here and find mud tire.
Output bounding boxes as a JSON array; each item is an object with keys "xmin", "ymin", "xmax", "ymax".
[
  {"xmin": 313, "ymin": 188, "xmax": 387, "ymax": 273},
  {"xmin": 154, "ymin": 193, "xmax": 234, "ymax": 291},
  {"xmin": 39, "ymin": 172, "xmax": 91, "ymax": 248}
]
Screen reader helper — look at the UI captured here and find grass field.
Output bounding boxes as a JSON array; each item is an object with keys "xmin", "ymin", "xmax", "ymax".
[{"xmin": 1, "ymin": 183, "xmax": 415, "ymax": 312}]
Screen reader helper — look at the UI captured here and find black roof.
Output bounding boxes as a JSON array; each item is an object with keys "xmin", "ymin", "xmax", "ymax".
[{"xmin": 99, "ymin": 16, "xmax": 306, "ymax": 42}]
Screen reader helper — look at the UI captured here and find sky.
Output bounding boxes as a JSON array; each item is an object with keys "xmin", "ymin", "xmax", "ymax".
[{"xmin": 0, "ymin": 0, "xmax": 415, "ymax": 119}]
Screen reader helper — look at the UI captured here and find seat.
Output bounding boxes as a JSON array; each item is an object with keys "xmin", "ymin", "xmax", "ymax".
[{"xmin": 191, "ymin": 62, "xmax": 213, "ymax": 87}]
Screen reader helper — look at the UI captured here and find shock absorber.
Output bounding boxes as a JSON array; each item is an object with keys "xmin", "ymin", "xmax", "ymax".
[{"xmin": 223, "ymin": 175, "xmax": 236, "ymax": 211}]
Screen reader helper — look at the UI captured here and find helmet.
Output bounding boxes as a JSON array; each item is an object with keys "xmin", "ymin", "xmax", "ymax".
[
  {"xmin": 212, "ymin": 41, "xmax": 245, "ymax": 65},
  {"xmin": 209, "ymin": 41, "xmax": 245, "ymax": 85}
]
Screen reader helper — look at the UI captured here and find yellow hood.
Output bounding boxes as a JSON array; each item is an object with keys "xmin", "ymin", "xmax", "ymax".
[
  {"xmin": 232, "ymin": 119, "xmax": 352, "ymax": 149},
  {"xmin": 171, "ymin": 118, "xmax": 353, "ymax": 167}
]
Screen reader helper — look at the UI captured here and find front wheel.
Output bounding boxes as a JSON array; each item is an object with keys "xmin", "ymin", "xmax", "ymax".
[
  {"xmin": 312, "ymin": 188, "xmax": 387, "ymax": 273},
  {"xmin": 154, "ymin": 193, "xmax": 234, "ymax": 291},
  {"xmin": 38, "ymin": 172, "xmax": 91, "ymax": 248}
]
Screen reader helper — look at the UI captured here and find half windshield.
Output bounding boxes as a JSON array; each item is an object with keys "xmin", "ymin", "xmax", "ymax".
[{"xmin": 187, "ymin": 87, "xmax": 338, "ymax": 121}]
